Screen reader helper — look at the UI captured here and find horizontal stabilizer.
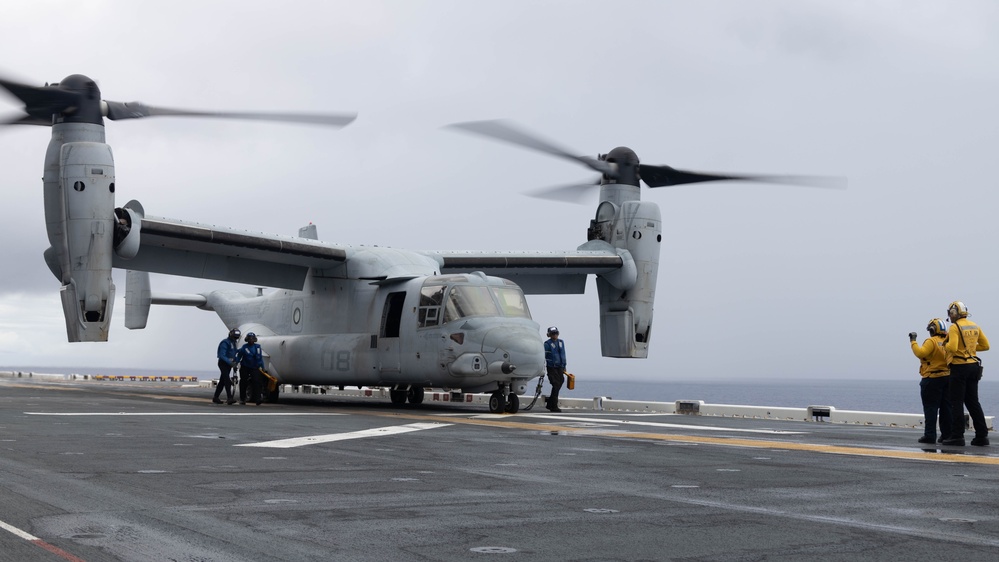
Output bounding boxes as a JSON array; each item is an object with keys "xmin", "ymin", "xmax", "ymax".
[
  {"xmin": 150, "ymin": 294, "xmax": 209, "ymax": 307},
  {"xmin": 126, "ymin": 270, "xmax": 210, "ymax": 330}
]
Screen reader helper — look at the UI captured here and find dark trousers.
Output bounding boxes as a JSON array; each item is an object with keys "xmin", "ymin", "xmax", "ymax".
[
  {"xmin": 546, "ymin": 366, "xmax": 565, "ymax": 409},
  {"xmin": 919, "ymin": 376, "xmax": 951, "ymax": 439},
  {"xmin": 239, "ymin": 366, "xmax": 263, "ymax": 404},
  {"xmin": 213, "ymin": 360, "xmax": 234, "ymax": 402},
  {"xmin": 948, "ymin": 363, "xmax": 988, "ymax": 439}
]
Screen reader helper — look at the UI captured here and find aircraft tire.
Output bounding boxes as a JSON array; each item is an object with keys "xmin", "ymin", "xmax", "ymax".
[
  {"xmin": 488, "ymin": 391, "xmax": 504, "ymax": 414},
  {"xmin": 390, "ymin": 389, "xmax": 407, "ymax": 405},
  {"xmin": 407, "ymin": 387, "xmax": 425, "ymax": 404},
  {"xmin": 504, "ymin": 393, "xmax": 520, "ymax": 414}
]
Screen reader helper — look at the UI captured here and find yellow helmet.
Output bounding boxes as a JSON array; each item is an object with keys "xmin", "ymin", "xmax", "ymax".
[
  {"xmin": 927, "ymin": 318, "xmax": 947, "ymax": 336},
  {"xmin": 948, "ymin": 301, "xmax": 968, "ymax": 321}
]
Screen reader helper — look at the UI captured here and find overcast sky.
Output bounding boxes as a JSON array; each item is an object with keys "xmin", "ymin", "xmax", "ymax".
[{"xmin": 1, "ymin": 1, "xmax": 997, "ymax": 381}]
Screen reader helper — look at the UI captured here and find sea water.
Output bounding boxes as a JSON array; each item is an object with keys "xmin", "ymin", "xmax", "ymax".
[{"xmin": 572, "ymin": 378, "xmax": 999, "ymax": 415}]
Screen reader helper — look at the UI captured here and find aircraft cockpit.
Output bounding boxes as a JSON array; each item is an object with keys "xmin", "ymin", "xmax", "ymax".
[{"xmin": 417, "ymin": 274, "xmax": 532, "ymax": 328}]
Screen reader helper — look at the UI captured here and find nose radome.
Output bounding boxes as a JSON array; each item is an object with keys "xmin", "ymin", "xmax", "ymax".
[
  {"xmin": 482, "ymin": 326, "xmax": 539, "ymax": 353},
  {"xmin": 482, "ymin": 326, "xmax": 544, "ymax": 372}
]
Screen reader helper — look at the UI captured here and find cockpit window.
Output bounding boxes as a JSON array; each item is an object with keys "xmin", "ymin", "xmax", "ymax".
[
  {"xmin": 439, "ymin": 284, "xmax": 532, "ymax": 323},
  {"xmin": 444, "ymin": 285, "xmax": 499, "ymax": 323},
  {"xmin": 418, "ymin": 284, "xmax": 446, "ymax": 327},
  {"xmin": 492, "ymin": 287, "xmax": 531, "ymax": 318},
  {"xmin": 420, "ymin": 285, "xmax": 445, "ymax": 306}
]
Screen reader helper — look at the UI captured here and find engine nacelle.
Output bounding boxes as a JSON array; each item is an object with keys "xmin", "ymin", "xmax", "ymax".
[
  {"xmin": 584, "ymin": 186, "xmax": 661, "ymax": 358},
  {"xmin": 44, "ymin": 126, "xmax": 117, "ymax": 342},
  {"xmin": 113, "ymin": 204, "xmax": 142, "ymax": 260}
]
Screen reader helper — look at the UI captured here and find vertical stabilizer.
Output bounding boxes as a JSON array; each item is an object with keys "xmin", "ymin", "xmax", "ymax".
[{"xmin": 125, "ymin": 270, "xmax": 151, "ymax": 329}]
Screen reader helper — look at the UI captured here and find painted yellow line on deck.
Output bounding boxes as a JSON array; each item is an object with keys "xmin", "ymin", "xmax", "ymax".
[
  {"xmin": 600, "ymin": 431, "xmax": 999, "ymax": 465},
  {"xmin": 371, "ymin": 411, "xmax": 999, "ymax": 466}
]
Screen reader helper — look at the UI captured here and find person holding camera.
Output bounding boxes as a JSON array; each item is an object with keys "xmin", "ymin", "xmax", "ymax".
[
  {"xmin": 909, "ymin": 319, "xmax": 952, "ymax": 444},
  {"xmin": 942, "ymin": 301, "xmax": 991, "ymax": 446}
]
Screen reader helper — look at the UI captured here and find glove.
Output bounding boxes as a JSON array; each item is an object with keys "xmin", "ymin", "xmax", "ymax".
[{"xmin": 908, "ymin": 332, "xmax": 917, "ymax": 342}]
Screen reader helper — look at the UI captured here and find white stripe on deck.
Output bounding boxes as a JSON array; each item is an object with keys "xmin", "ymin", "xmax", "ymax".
[
  {"xmin": 236, "ymin": 422, "xmax": 451, "ymax": 448},
  {"xmin": 514, "ymin": 414, "xmax": 805, "ymax": 434},
  {"xmin": 25, "ymin": 412, "xmax": 346, "ymax": 416},
  {"xmin": 0, "ymin": 519, "xmax": 38, "ymax": 540}
]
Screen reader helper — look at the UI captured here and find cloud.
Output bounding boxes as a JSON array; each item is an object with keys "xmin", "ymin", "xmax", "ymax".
[{"xmin": 2, "ymin": 1, "xmax": 999, "ymax": 381}]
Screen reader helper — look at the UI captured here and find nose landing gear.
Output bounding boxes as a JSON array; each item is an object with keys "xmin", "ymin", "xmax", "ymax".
[{"xmin": 489, "ymin": 383, "xmax": 520, "ymax": 414}]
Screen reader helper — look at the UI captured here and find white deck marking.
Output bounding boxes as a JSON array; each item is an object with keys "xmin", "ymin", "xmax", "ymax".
[
  {"xmin": 25, "ymin": 412, "xmax": 346, "ymax": 416},
  {"xmin": 1, "ymin": 518, "xmax": 86, "ymax": 561},
  {"xmin": 237, "ymin": 422, "xmax": 450, "ymax": 449},
  {"xmin": 515, "ymin": 413, "xmax": 805, "ymax": 434},
  {"xmin": 0, "ymin": 518, "xmax": 38, "ymax": 540}
]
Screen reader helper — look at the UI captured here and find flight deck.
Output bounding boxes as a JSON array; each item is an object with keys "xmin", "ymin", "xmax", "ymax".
[{"xmin": 1, "ymin": 372, "xmax": 998, "ymax": 562}]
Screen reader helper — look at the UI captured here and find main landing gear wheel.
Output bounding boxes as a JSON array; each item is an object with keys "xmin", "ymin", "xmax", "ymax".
[
  {"xmin": 407, "ymin": 387, "xmax": 425, "ymax": 404},
  {"xmin": 504, "ymin": 393, "xmax": 520, "ymax": 414},
  {"xmin": 488, "ymin": 391, "xmax": 505, "ymax": 414},
  {"xmin": 390, "ymin": 389, "xmax": 407, "ymax": 405}
]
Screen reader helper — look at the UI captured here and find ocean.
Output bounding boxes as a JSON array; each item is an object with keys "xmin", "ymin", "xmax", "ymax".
[
  {"xmin": 572, "ymin": 378, "xmax": 999, "ymax": 415},
  {"xmin": 6, "ymin": 366, "xmax": 999, "ymax": 416}
]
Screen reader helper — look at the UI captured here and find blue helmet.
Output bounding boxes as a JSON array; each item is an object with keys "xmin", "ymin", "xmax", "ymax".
[
  {"xmin": 245, "ymin": 332, "xmax": 257, "ymax": 342},
  {"xmin": 547, "ymin": 326, "xmax": 559, "ymax": 337},
  {"xmin": 228, "ymin": 328, "xmax": 241, "ymax": 340}
]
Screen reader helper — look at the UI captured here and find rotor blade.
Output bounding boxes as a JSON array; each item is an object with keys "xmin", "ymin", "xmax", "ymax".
[
  {"xmin": 523, "ymin": 177, "xmax": 602, "ymax": 204},
  {"xmin": 447, "ymin": 119, "xmax": 614, "ymax": 176},
  {"xmin": 0, "ymin": 76, "xmax": 80, "ymax": 121},
  {"xmin": 0, "ymin": 113, "xmax": 52, "ymax": 126},
  {"xmin": 639, "ymin": 164, "xmax": 847, "ymax": 190},
  {"xmin": 104, "ymin": 101, "xmax": 357, "ymax": 128}
]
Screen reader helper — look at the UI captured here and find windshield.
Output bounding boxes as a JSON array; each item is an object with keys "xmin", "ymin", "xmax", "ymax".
[
  {"xmin": 492, "ymin": 286, "xmax": 531, "ymax": 318},
  {"xmin": 442, "ymin": 285, "xmax": 531, "ymax": 323}
]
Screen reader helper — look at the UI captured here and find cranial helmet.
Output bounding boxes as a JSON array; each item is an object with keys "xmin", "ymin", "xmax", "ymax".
[
  {"xmin": 948, "ymin": 301, "xmax": 968, "ymax": 321},
  {"xmin": 547, "ymin": 326, "xmax": 559, "ymax": 337},
  {"xmin": 245, "ymin": 332, "xmax": 257, "ymax": 342},
  {"xmin": 229, "ymin": 328, "xmax": 241, "ymax": 340},
  {"xmin": 927, "ymin": 318, "xmax": 947, "ymax": 336}
]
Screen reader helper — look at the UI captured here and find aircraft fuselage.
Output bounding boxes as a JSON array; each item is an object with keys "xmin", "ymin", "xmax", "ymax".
[{"xmin": 205, "ymin": 269, "xmax": 544, "ymax": 400}]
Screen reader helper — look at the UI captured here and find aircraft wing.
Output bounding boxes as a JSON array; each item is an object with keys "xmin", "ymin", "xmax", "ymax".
[
  {"xmin": 112, "ymin": 212, "xmax": 625, "ymax": 295},
  {"xmin": 112, "ymin": 215, "xmax": 348, "ymax": 290},
  {"xmin": 421, "ymin": 247, "xmax": 625, "ymax": 294}
]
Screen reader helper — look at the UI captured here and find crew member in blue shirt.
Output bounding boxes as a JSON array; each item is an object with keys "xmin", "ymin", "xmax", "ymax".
[
  {"xmin": 213, "ymin": 328, "xmax": 240, "ymax": 404},
  {"xmin": 544, "ymin": 326, "xmax": 567, "ymax": 412},
  {"xmin": 235, "ymin": 332, "xmax": 265, "ymax": 406}
]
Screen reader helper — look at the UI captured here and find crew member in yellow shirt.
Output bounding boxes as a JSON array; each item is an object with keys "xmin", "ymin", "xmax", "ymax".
[
  {"xmin": 909, "ymin": 318, "xmax": 952, "ymax": 444},
  {"xmin": 942, "ymin": 301, "xmax": 990, "ymax": 446}
]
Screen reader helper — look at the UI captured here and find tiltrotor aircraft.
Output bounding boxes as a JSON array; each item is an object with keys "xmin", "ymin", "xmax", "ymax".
[{"xmin": 1, "ymin": 74, "xmax": 840, "ymax": 413}]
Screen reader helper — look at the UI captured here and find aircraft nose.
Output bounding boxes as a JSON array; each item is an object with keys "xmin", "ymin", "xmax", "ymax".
[{"xmin": 482, "ymin": 326, "xmax": 545, "ymax": 375}]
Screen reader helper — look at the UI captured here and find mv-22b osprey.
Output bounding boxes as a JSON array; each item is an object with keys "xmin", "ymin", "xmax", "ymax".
[{"xmin": 1, "ymin": 74, "xmax": 840, "ymax": 413}]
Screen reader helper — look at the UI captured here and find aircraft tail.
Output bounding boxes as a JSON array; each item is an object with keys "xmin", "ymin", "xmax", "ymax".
[{"xmin": 124, "ymin": 270, "xmax": 209, "ymax": 329}]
